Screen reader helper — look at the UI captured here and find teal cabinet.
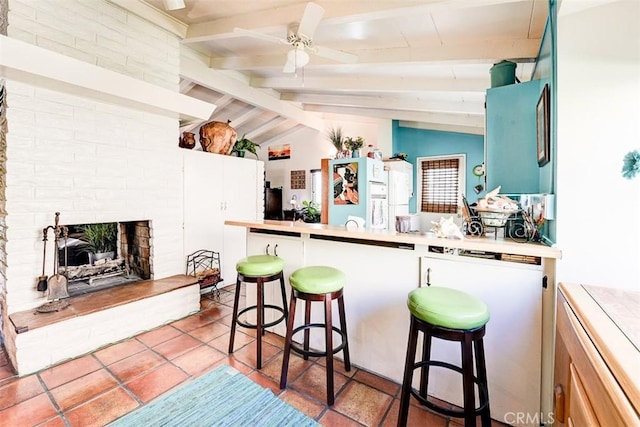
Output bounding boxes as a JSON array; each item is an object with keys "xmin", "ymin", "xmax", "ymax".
[{"xmin": 485, "ymin": 80, "xmax": 542, "ymax": 194}]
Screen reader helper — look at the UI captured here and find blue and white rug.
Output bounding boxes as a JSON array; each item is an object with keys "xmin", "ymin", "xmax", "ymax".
[{"xmin": 109, "ymin": 364, "xmax": 319, "ymax": 427}]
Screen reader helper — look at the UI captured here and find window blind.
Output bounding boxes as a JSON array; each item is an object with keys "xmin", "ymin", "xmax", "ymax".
[{"xmin": 420, "ymin": 158, "xmax": 460, "ymax": 214}]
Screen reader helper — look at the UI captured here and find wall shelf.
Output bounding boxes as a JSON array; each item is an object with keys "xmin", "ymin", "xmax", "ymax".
[{"xmin": 0, "ymin": 35, "xmax": 216, "ymax": 121}]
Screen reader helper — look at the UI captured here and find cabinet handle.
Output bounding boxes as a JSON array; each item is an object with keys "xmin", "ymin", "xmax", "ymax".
[
  {"xmin": 265, "ymin": 244, "xmax": 270, "ymax": 255},
  {"xmin": 554, "ymin": 384, "xmax": 565, "ymax": 423},
  {"xmin": 274, "ymin": 244, "xmax": 278, "ymax": 257},
  {"xmin": 426, "ymin": 267, "xmax": 431, "ymax": 286}
]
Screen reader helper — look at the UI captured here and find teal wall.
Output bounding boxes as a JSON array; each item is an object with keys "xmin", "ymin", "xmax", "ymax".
[{"xmin": 392, "ymin": 121, "xmax": 485, "ymax": 213}]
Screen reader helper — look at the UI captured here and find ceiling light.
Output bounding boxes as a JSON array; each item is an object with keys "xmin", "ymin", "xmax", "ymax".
[
  {"xmin": 287, "ymin": 47, "xmax": 310, "ymax": 68},
  {"xmin": 162, "ymin": 0, "xmax": 185, "ymax": 10}
]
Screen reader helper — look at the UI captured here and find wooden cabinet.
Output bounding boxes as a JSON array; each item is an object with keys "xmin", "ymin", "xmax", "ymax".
[
  {"xmin": 553, "ymin": 283, "xmax": 640, "ymax": 426},
  {"xmin": 183, "ymin": 150, "xmax": 264, "ymax": 284},
  {"xmin": 485, "ymin": 80, "xmax": 541, "ymax": 194}
]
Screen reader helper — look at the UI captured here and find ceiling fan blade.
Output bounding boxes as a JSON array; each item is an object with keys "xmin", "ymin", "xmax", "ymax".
[
  {"xmin": 233, "ymin": 27, "xmax": 288, "ymax": 45},
  {"xmin": 314, "ymin": 46, "xmax": 359, "ymax": 64},
  {"xmin": 297, "ymin": 2, "xmax": 324, "ymax": 38},
  {"xmin": 282, "ymin": 60, "xmax": 296, "ymax": 74}
]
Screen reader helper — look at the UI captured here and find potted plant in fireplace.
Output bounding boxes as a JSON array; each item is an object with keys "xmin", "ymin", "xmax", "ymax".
[{"xmin": 78, "ymin": 222, "xmax": 118, "ymax": 265}]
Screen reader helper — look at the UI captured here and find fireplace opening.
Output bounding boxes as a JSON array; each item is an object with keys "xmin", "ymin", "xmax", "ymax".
[{"xmin": 59, "ymin": 220, "xmax": 152, "ymax": 297}]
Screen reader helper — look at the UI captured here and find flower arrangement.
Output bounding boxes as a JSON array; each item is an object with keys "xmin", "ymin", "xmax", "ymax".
[
  {"xmin": 344, "ymin": 136, "xmax": 365, "ymax": 151},
  {"xmin": 326, "ymin": 127, "xmax": 344, "ymax": 152}
]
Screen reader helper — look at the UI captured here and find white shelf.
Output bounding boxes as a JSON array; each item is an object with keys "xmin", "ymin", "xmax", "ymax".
[{"xmin": 0, "ymin": 35, "xmax": 215, "ymax": 121}]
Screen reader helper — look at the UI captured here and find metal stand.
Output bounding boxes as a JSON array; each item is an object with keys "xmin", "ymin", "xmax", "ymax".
[{"xmin": 186, "ymin": 249, "xmax": 223, "ymax": 301}]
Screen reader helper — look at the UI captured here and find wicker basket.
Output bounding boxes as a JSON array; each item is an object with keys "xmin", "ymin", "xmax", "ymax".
[{"xmin": 476, "ymin": 209, "xmax": 517, "ymax": 227}]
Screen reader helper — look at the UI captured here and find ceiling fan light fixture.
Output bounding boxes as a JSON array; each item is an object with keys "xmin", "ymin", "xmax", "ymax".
[
  {"xmin": 162, "ymin": 0, "xmax": 185, "ymax": 10},
  {"xmin": 287, "ymin": 47, "xmax": 310, "ymax": 68}
]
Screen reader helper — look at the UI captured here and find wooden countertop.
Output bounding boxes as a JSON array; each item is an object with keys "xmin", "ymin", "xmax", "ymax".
[
  {"xmin": 559, "ymin": 282, "xmax": 640, "ymax": 415},
  {"xmin": 225, "ymin": 219, "xmax": 562, "ymax": 259}
]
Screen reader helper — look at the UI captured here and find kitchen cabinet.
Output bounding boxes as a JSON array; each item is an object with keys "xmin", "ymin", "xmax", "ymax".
[
  {"xmin": 485, "ymin": 80, "xmax": 541, "ymax": 194},
  {"xmin": 419, "ymin": 253, "xmax": 544, "ymax": 425},
  {"xmin": 183, "ymin": 150, "xmax": 264, "ymax": 284},
  {"xmin": 553, "ymin": 283, "xmax": 639, "ymax": 426}
]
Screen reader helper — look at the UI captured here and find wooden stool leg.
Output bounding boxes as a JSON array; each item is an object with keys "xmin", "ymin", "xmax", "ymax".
[
  {"xmin": 256, "ymin": 278, "xmax": 264, "ymax": 369},
  {"xmin": 474, "ymin": 338, "xmax": 491, "ymax": 426},
  {"xmin": 280, "ymin": 294, "xmax": 297, "ymax": 389},
  {"xmin": 419, "ymin": 333, "xmax": 432, "ymax": 398},
  {"xmin": 398, "ymin": 316, "xmax": 419, "ymax": 427},
  {"xmin": 228, "ymin": 276, "xmax": 242, "ymax": 354},
  {"xmin": 303, "ymin": 299, "xmax": 311, "ymax": 360},
  {"xmin": 461, "ymin": 333, "xmax": 476, "ymax": 427},
  {"xmin": 279, "ymin": 274, "xmax": 288, "ymax": 320},
  {"xmin": 337, "ymin": 294, "xmax": 351, "ymax": 371},
  {"xmin": 324, "ymin": 294, "xmax": 335, "ymax": 405}
]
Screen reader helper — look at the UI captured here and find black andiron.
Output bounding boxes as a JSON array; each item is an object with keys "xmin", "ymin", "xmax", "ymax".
[{"xmin": 36, "ymin": 212, "xmax": 71, "ymax": 313}]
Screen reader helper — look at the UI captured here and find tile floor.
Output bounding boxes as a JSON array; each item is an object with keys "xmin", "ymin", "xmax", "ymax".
[{"xmin": 0, "ymin": 285, "xmax": 505, "ymax": 427}]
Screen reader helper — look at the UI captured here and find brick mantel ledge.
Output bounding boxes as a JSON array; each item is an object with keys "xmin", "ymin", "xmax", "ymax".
[{"xmin": 10, "ymin": 275, "xmax": 198, "ymax": 334}]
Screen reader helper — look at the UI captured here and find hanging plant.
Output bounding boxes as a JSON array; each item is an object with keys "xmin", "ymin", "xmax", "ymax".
[{"xmin": 621, "ymin": 149, "xmax": 640, "ymax": 179}]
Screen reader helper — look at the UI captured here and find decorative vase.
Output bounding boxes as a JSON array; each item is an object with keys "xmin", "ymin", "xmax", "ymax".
[
  {"xmin": 179, "ymin": 131, "xmax": 196, "ymax": 149},
  {"xmin": 351, "ymin": 149, "xmax": 360, "ymax": 158}
]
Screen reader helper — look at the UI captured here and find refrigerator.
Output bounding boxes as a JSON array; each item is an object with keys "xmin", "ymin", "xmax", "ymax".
[
  {"xmin": 328, "ymin": 157, "xmax": 388, "ymax": 229},
  {"xmin": 385, "ymin": 160, "xmax": 419, "ymax": 231}
]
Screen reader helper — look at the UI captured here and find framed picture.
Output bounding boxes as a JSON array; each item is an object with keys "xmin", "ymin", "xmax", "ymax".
[
  {"xmin": 536, "ymin": 83, "xmax": 550, "ymax": 167},
  {"xmin": 333, "ymin": 162, "xmax": 359, "ymax": 205},
  {"xmin": 268, "ymin": 144, "xmax": 291, "ymax": 160}
]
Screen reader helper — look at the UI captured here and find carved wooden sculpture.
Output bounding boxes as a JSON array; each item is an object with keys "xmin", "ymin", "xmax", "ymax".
[{"xmin": 199, "ymin": 120, "xmax": 237, "ymax": 155}]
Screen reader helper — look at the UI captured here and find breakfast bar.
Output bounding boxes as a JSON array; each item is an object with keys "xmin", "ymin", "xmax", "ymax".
[{"xmin": 226, "ymin": 220, "xmax": 562, "ymax": 425}]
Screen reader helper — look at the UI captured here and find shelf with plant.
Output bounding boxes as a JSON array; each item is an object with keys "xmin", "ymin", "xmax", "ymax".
[
  {"xmin": 344, "ymin": 136, "xmax": 365, "ymax": 156},
  {"xmin": 231, "ymin": 135, "xmax": 259, "ymax": 158}
]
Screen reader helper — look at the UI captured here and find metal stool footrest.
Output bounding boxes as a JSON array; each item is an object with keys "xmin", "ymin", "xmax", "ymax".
[
  {"xmin": 236, "ymin": 304, "xmax": 287, "ymax": 330},
  {"xmin": 290, "ymin": 323, "xmax": 348, "ymax": 358},
  {"xmin": 411, "ymin": 359, "xmax": 490, "ymax": 419}
]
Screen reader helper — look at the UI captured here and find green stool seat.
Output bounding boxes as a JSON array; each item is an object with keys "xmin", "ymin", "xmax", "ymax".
[
  {"xmin": 289, "ymin": 266, "xmax": 346, "ymax": 294},
  {"xmin": 407, "ymin": 286, "xmax": 489, "ymax": 330},
  {"xmin": 236, "ymin": 255, "xmax": 285, "ymax": 277}
]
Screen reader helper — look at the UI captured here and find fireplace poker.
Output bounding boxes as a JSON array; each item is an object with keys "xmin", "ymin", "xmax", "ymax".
[{"xmin": 36, "ymin": 227, "xmax": 50, "ymax": 292}]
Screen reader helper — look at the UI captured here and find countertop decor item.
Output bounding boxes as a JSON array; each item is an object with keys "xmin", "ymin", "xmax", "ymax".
[
  {"xmin": 621, "ymin": 149, "xmax": 640, "ymax": 179},
  {"xmin": 231, "ymin": 134, "xmax": 258, "ymax": 158},
  {"xmin": 199, "ymin": 120, "xmax": 237, "ymax": 154},
  {"xmin": 327, "ymin": 126, "xmax": 344, "ymax": 154}
]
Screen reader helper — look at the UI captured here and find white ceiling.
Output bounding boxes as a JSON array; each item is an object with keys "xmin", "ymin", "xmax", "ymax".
[{"xmin": 123, "ymin": 0, "xmax": 548, "ymax": 143}]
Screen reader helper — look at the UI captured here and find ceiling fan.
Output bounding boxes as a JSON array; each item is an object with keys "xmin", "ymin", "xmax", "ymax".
[{"xmin": 233, "ymin": 2, "xmax": 358, "ymax": 73}]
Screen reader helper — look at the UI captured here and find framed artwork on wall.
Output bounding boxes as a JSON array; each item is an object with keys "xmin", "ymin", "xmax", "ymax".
[
  {"xmin": 268, "ymin": 144, "xmax": 291, "ymax": 160},
  {"xmin": 536, "ymin": 83, "xmax": 550, "ymax": 167}
]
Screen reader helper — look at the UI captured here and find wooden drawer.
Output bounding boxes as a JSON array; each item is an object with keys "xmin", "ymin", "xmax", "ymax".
[{"xmin": 557, "ymin": 299, "xmax": 638, "ymax": 425}]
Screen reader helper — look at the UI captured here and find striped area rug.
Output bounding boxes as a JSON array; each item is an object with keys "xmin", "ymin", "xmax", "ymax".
[{"xmin": 109, "ymin": 364, "xmax": 319, "ymax": 427}]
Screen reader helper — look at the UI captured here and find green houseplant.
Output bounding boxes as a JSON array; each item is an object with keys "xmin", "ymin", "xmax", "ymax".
[
  {"xmin": 231, "ymin": 135, "xmax": 259, "ymax": 158},
  {"xmin": 344, "ymin": 136, "xmax": 365, "ymax": 157},
  {"xmin": 78, "ymin": 222, "xmax": 118, "ymax": 264},
  {"xmin": 300, "ymin": 200, "xmax": 321, "ymax": 223}
]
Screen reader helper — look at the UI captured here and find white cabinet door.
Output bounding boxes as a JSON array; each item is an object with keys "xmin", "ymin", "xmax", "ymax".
[
  {"xmin": 420, "ymin": 254, "xmax": 543, "ymax": 426},
  {"xmin": 183, "ymin": 151, "xmax": 225, "ymax": 262}
]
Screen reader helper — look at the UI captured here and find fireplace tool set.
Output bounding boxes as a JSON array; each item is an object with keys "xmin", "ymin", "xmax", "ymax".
[{"xmin": 36, "ymin": 212, "xmax": 70, "ymax": 313}]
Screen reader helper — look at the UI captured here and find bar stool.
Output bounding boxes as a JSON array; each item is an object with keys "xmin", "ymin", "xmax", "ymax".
[
  {"xmin": 280, "ymin": 266, "xmax": 350, "ymax": 406},
  {"xmin": 398, "ymin": 286, "xmax": 491, "ymax": 427},
  {"xmin": 228, "ymin": 254, "xmax": 287, "ymax": 369}
]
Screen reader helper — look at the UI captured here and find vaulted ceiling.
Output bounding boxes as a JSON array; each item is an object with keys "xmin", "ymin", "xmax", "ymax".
[{"xmin": 115, "ymin": 0, "xmax": 548, "ymax": 144}]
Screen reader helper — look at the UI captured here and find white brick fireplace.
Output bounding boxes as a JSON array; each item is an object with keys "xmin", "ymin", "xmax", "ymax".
[{"xmin": 0, "ymin": 0, "xmax": 213, "ymax": 374}]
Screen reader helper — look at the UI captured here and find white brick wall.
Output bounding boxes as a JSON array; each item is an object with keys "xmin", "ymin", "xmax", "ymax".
[{"xmin": 1, "ymin": 0, "xmax": 197, "ymax": 372}]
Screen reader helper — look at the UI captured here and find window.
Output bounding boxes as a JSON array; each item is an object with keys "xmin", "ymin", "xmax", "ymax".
[
  {"xmin": 419, "ymin": 156, "xmax": 463, "ymax": 214},
  {"xmin": 310, "ymin": 169, "xmax": 322, "ymax": 206}
]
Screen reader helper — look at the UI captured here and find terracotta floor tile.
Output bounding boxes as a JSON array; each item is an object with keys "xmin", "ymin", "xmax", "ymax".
[
  {"xmin": 152, "ymin": 334, "xmax": 202, "ymax": 360},
  {"xmin": 37, "ymin": 415, "xmax": 67, "ymax": 427},
  {"xmin": 0, "ymin": 392, "xmax": 58, "ymax": 427},
  {"xmin": 187, "ymin": 321, "xmax": 230, "ymax": 343},
  {"xmin": 248, "ymin": 370, "xmax": 281, "ymax": 395},
  {"xmin": 381, "ymin": 399, "xmax": 448, "ymax": 427},
  {"xmin": 353, "ymin": 369, "xmax": 400, "ymax": 397},
  {"xmin": 262, "ymin": 351, "xmax": 315, "ymax": 384},
  {"xmin": 125, "ymin": 363, "xmax": 189, "ymax": 403},
  {"xmin": 50, "ymin": 369, "xmax": 119, "ymax": 411},
  {"xmin": 318, "ymin": 409, "xmax": 363, "ymax": 426},
  {"xmin": 211, "ymin": 330, "xmax": 254, "ymax": 354},
  {"xmin": 39, "ymin": 355, "xmax": 102, "ymax": 390},
  {"xmin": 279, "ymin": 388, "xmax": 326, "ymax": 420},
  {"xmin": 135, "ymin": 324, "xmax": 182, "ymax": 348},
  {"xmin": 333, "ymin": 381, "xmax": 394, "ymax": 426},
  {"xmin": 210, "ymin": 356, "xmax": 254, "ymax": 376},
  {"xmin": 171, "ymin": 311, "xmax": 217, "ymax": 332},
  {"xmin": 263, "ymin": 330, "xmax": 286, "ymax": 348},
  {"xmin": 290, "ymin": 363, "xmax": 350, "ymax": 405},
  {"xmin": 0, "ymin": 375, "xmax": 46, "ymax": 411},
  {"xmin": 231, "ymin": 339, "xmax": 281, "ymax": 369},
  {"xmin": 316, "ymin": 355, "xmax": 357, "ymax": 378},
  {"xmin": 108, "ymin": 349, "xmax": 166, "ymax": 383},
  {"xmin": 171, "ymin": 344, "xmax": 227, "ymax": 376},
  {"xmin": 64, "ymin": 387, "xmax": 139, "ymax": 427},
  {"xmin": 0, "ymin": 365, "xmax": 14, "ymax": 382},
  {"xmin": 94, "ymin": 338, "xmax": 147, "ymax": 366}
]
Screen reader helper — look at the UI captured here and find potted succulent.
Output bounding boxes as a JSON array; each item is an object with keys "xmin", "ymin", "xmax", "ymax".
[
  {"xmin": 78, "ymin": 222, "xmax": 118, "ymax": 264},
  {"xmin": 344, "ymin": 136, "xmax": 365, "ymax": 158},
  {"xmin": 231, "ymin": 135, "xmax": 259, "ymax": 158}
]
